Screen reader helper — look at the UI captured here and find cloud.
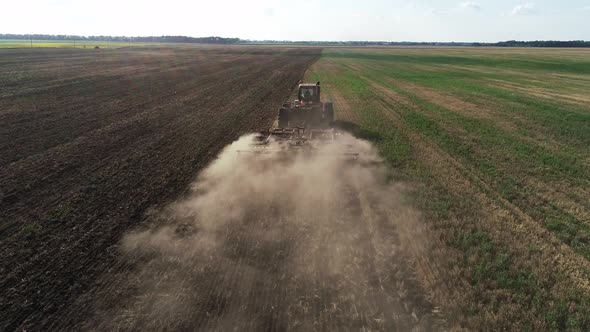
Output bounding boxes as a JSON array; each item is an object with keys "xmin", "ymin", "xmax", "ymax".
[
  {"xmin": 460, "ymin": 1, "xmax": 481, "ymax": 10},
  {"xmin": 511, "ymin": 2, "xmax": 536, "ymax": 15},
  {"xmin": 430, "ymin": 1, "xmax": 480, "ymax": 15}
]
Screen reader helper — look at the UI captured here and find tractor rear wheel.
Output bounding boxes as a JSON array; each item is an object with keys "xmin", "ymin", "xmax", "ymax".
[{"xmin": 278, "ymin": 107, "xmax": 289, "ymax": 128}]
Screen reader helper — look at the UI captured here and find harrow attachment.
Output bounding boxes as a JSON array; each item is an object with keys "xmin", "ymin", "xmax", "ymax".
[{"xmin": 237, "ymin": 127, "xmax": 359, "ymax": 159}]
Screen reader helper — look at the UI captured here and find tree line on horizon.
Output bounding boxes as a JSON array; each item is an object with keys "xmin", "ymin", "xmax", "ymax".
[
  {"xmin": 0, "ymin": 34, "xmax": 240, "ymax": 44},
  {"xmin": 1, "ymin": 34, "xmax": 589, "ymax": 48}
]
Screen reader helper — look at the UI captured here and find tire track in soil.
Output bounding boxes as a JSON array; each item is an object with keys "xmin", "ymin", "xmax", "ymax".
[
  {"xmin": 367, "ymin": 76, "xmax": 590, "ymax": 320},
  {"xmin": 370, "ymin": 77, "xmax": 590, "ymax": 274},
  {"xmin": 65, "ymin": 134, "xmax": 446, "ymax": 331},
  {"xmin": 368, "ymin": 77, "xmax": 590, "ymax": 241}
]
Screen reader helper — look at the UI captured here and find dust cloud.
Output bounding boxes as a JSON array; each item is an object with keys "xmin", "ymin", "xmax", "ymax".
[{"xmin": 93, "ymin": 132, "xmax": 441, "ymax": 331}]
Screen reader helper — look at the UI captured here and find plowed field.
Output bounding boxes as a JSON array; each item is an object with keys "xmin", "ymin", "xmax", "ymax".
[{"xmin": 0, "ymin": 46, "xmax": 321, "ymax": 330}]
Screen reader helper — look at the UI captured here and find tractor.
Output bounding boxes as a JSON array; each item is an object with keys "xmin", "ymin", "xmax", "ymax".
[
  {"xmin": 278, "ymin": 81, "xmax": 333, "ymax": 128},
  {"xmin": 238, "ymin": 81, "xmax": 357, "ymax": 158}
]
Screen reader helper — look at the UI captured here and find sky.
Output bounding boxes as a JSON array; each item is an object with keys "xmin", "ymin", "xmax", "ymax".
[{"xmin": 2, "ymin": 0, "xmax": 589, "ymax": 42}]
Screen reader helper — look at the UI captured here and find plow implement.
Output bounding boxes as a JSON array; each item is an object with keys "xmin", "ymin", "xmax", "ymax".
[{"xmin": 237, "ymin": 127, "xmax": 359, "ymax": 159}]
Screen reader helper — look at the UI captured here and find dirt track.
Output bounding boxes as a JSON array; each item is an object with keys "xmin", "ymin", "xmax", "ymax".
[{"xmin": 0, "ymin": 46, "xmax": 321, "ymax": 330}]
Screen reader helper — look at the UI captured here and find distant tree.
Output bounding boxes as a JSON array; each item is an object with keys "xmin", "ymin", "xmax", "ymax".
[
  {"xmin": 1, "ymin": 34, "xmax": 589, "ymax": 47},
  {"xmin": 0, "ymin": 34, "xmax": 241, "ymax": 45}
]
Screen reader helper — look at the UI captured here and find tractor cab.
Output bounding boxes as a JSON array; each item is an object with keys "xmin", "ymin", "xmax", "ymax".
[
  {"xmin": 278, "ymin": 81, "xmax": 332, "ymax": 128},
  {"xmin": 298, "ymin": 82, "xmax": 321, "ymax": 103}
]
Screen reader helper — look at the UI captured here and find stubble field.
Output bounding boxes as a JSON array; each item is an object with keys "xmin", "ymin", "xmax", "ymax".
[{"xmin": 307, "ymin": 47, "xmax": 590, "ymax": 330}]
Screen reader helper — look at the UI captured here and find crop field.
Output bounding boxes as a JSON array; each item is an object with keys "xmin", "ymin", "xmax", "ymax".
[
  {"xmin": 306, "ymin": 47, "xmax": 590, "ymax": 330},
  {"xmin": 1, "ymin": 45, "xmax": 589, "ymax": 331}
]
